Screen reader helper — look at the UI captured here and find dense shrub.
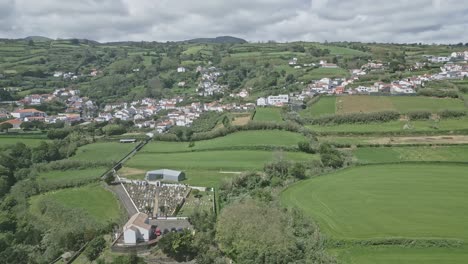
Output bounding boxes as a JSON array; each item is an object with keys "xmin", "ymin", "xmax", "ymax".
[
  {"xmin": 319, "ymin": 143, "xmax": 345, "ymax": 168},
  {"xmin": 417, "ymin": 89, "xmax": 459, "ymax": 98},
  {"xmin": 407, "ymin": 111, "xmax": 431, "ymax": 120},
  {"xmin": 305, "ymin": 111, "xmax": 400, "ymax": 125},
  {"xmin": 438, "ymin": 110, "xmax": 466, "ymax": 119},
  {"xmin": 84, "ymin": 236, "xmax": 106, "ymax": 261},
  {"xmin": 47, "ymin": 129, "xmax": 70, "ymax": 140}
]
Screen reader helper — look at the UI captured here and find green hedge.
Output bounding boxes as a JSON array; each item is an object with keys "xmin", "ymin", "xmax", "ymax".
[{"xmin": 304, "ymin": 111, "xmax": 400, "ymax": 125}]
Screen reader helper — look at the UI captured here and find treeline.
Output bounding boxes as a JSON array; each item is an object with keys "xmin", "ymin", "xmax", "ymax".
[
  {"xmin": 417, "ymin": 89, "xmax": 460, "ymax": 98},
  {"xmin": 305, "ymin": 111, "xmax": 400, "ymax": 125}
]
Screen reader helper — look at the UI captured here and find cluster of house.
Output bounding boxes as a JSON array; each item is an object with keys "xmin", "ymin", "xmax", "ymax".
[
  {"xmin": 422, "ymin": 50, "xmax": 468, "ymax": 63},
  {"xmin": 256, "ymin": 94, "xmax": 289, "ymax": 106},
  {"xmin": 288, "ymin": 57, "xmax": 339, "ymax": 69},
  {"xmin": 98, "ymin": 97, "xmax": 255, "ymax": 133},
  {"xmin": 195, "ymin": 66, "xmax": 226, "ymax": 96},
  {"xmin": 0, "ymin": 88, "xmax": 97, "ymax": 129},
  {"xmin": 53, "ymin": 69, "xmax": 102, "ymax": 79}
]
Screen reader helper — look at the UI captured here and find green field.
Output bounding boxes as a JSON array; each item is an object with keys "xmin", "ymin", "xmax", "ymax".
[
  {"xmin": 36, "ymin": 167, "xmax": 107, "ymax": 187},
  {"xmin": 144, "ymin": 130, "xmax": 306, "ymax": 153},
  {"xmin": 307, "ymin": 118, "xmax": 468, "ymax": 134},
  {"xmin": 71, "ymin": 142, "xmax": 135, "ymax": 162},
  {"xmin": 127, "ymin": 150, "xmax": 316, "ymax": 172},
  {"xmin": 253, "ymin": 107, "xmax": 283, "ymax": 122},
  {"xmin": 303, "ymin": 96, "xmax": 465, "ymax": 117},
  {"xmin": 300, "ymin": 67, "xmax": 350, "ymax": 80},
  {"xmin": 354, "ymin": 146, "xmax": 468, "ymax": 163},
  {"xmin": 301, "ymin": 96, "xmax": 336, "ymax": 117},
  {"xmin": 30, "ymin": 184, "xmax": 121, "ymax": 223},
  {"xmin": 281, "ymin": 164, "xmax": 468, "ymax": 240},
  {"xmin": 334, "ymin": 246, "xmax": 468, "ymax": 264},
  {"xmin": 0, "ymin": 135, "xmax": 47, "ymax": 147}
]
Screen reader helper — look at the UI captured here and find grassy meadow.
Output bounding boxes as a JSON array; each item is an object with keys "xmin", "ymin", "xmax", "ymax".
[
  {"xmin": 253, "ymin": 107, "xmax": 283, "ymax": 122},
  {"xmin": 71, "ymin": 142, "xmax": 135, "ymax": 162},
  {"xmin": 30, "ymin": 184, "xmax": 121, "ymax": 224},
  {"xmin": 281, "ymin": 164, "xmax": 468, "ymax": 240},
  {"xmin": 143, "ymin": 130, "xmax": 306, "ymax": 153},
  {"xmin": 353, "ymin": 145, "xmax": 468, "ymax": 163},
  {"xmin": 303, "ymin": 96, "xmax": 465, "ymax": 117},
  {"xmin": 36, "ymin": 167, "xmax": 108, "ymax": 187}
]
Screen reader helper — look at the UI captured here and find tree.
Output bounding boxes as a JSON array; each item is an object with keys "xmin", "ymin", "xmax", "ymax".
[
  {"xmin": 290, "ymin": 162, "xmax": 306, "ymax": 179},
  {"xmin": 158, "ymin": 230, "xmax": 197, "ymax": 261},
  {"xmin": 0, "ymin": 123, "xmax": 13, "ymax": 133},
  {"xmin": 84, "ymin": 236, "xmax": 106, "ymax": 261},
  {"xmin": 104, "ymin": 171, "xmax": 115, "ymax": 185}
]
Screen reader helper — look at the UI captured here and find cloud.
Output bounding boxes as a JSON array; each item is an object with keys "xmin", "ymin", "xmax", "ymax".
[{"xmin": 0, "ymin": 0, "xmax": 466, "ymax": 43}]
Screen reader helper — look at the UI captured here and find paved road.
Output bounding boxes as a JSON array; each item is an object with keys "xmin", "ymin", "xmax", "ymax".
[{"xmin": 111, "ymin": 184, "xmax": 138, "ymax": 217}]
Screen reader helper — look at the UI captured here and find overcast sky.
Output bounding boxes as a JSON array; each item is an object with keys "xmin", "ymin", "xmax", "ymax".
[{"xmin": 0, "ymin": 0, "xmax": 467, "ymax": 43}]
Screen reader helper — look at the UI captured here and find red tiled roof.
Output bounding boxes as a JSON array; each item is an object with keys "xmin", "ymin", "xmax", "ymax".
[{"xmin": 15, "ymin": 108, "xmax": 44, "ymax": 113}]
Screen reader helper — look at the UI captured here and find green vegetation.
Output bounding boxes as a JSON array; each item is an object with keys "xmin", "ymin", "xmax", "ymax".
[
  {"xmin": 353, "ymin": 145, "xmax": 468, "ymax": 163},
  {"xmin": 301, "ymin": 96, "xmax": 336, "ymax": 117},
  {"xmin": 253, "ymin": 107, "xmax": 283, "ymax": 122},
  {"xmin": 36, "ymin": 167, "xmax": 107, "ymax": 188},
  {"xmin": 30, "ymin": 183, "xmax": 121, "ymax": 223},
  {"xmin": 0, "ymin": 136, "xmax": 47, "ymax": 147},
  {"xmin": 282, "ymin": 164, "xmax": 468, "ymax": 240},
  {"xmin": 300, "ymin": 67, "xmax": 350, "ymax": 80},
  {"xmin": 145, "ymin": 130, "xmax": 306, "ymax": 152},
  {"xmin": 71, "ymin": 142, "xmax": 135, "ymax": 162}
]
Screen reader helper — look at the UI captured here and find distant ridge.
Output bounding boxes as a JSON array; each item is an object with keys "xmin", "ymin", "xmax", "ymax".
[
  {"xmin": 24, "ymin": 36, "xmax": 52, "ymax": 42},
  {"xmin": 183, "ymin": 36, "xmax": 247, "ymax": 44}
]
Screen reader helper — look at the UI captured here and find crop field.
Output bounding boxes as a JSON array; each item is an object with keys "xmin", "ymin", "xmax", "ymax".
[
  {"xmin": 36, "ymin": 167, "xmax": 108, "ymax": 187},
  {"xmin": 30, "ymin": 184, "xmax": 121, "ymax": 223},
  {"xmin": 307, "ymin": 117, "xmax": 468, "ymax": 133},
  {"xmin": 144, "ymin": 130, "xmax": 306, "ymax": 153},
  {"xmin": 71, "ymin": 142, "xmax": 135, "ymax": 162},
  {"xmin": 281, "ymin": 164, "xmax": 468, "ymax": 240},
  {"xmin": 253, "ymin": 107, "xmax": 283, "ymax": 122},
  {"xmin": 353, "ymin": 145, "xmax": 468, "ymax": 163}
]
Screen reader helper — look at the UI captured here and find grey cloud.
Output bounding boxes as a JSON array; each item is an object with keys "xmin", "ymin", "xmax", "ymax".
[{"xmin": 0, "ymin": 0, "xmax": 466, "ymax": 43}]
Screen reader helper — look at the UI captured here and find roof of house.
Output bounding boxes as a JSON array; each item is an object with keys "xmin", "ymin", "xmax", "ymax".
[
  {"xmin": 147, "ymin": 169, "xmax": 183, "ymax": 177},
  {"xmin": 1, "ymin": 119, "xmax": 22, "ymax": 125},
  {"xmin": 124, "ymin": 212, "xmax": 151, "ymax": 231},
  {"xmin": 15, "ymin": 108, "xmax": 44, "ymax": 113}
]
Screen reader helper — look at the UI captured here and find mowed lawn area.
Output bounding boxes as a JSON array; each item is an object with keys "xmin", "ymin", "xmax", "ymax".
[
  {"xmin": 281, "ymin": 164, "xmax": 468, "ymax": 240},
  {"xmin": 71, "ymin": 142, "xmax": 135, "ymax": 162},
  {"xmin": 353, "ymin": 145, "xmax": 468, "ymax": 163},
  {"xmin": 36, "ymin": 167, "xmax": 108, "ymax": 187},
  {"xmin": 303, "ymin": 96, "xmax": 465, "ymax": 117},
  {"xmin": 307, "ymin": 117, "xmax": 468, "ymax": 133},
  {"xmin": 30, "ymin": 184, "xmax": 121, "ymax": 224},
  {"xmin": 142, "ymin": 130, "xmax": 307, "ymax": 153},
  {"xmin": 253, "ymin": 107, "xmax": 283, "ymax": 122}
]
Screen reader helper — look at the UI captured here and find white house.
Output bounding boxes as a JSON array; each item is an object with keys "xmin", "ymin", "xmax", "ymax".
[
  {"xmin": 256, "ymin": 97, "xmax": 267, "ymax": 106},
  {"xmin": 11, "ymin": 109, "xmax": 46, "ymax": 120},
  {"xmin": 123, "ymin": 212, "xmax": 152, "ymax": 245},
  {"xmin": 177, "ymin": 67, "xmax": 186, "ymax": 73},
  {"xmin": 267, "ymin": 94, "xmax": 289, "ymax": 105}
]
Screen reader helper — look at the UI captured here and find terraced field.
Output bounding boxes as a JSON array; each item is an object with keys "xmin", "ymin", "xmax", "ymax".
[
  {"xmin": 253, "ymin": 107, "xmax": 283, "ymax": 122},
  {"xmin": 71, "ymin": 142, "xmax": 135, "ymax": 162}
]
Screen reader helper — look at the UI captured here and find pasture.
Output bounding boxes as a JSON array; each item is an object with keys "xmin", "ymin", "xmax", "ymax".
[
  {"xmin": 143, "ymin": 130, "xmax": 306, "ymax": 153},
  {"xmin": 353, "ymin": 145, "xmax": 468, "ymax": 163},
  {"xmin": 126, "ymin": 150, "xmax": 317, "ymax": 172},
  {"xmin": 71, "ymin": 142, "xmax": 135, "ymax": 162},
  {"xmin": 0, "ymin": 136, "xmax": 47, "ymax": 147},
  {"xmin": 30, "ymin": 184, "xmax": 121, "ymax": 224},
  {"xmin": 303, "ymin": 96, "xmax": 465, "ymax": 117},
  {"xmin": 318, "ymin": 135, "xmax": 468, "ymax": 146},
  {"xmin": 281, "ymin": 164, "xmax": 468, "ymax": 240},
  {"xmin": 300, "ymin": 67, "xmax": 350, "ymax": 81},
  {"xmin": 307, "ymin": 117, "xmax": 468, "ymax": 134},
  {"xmin": 36, "ymin": 167, "xmax": 108, "ymax": 188},
  {"xmin": 334, "ymin": 246, "xmax": 468, "ymax": 264},
  {"xmin": 253, "ymin": 107, "xmax": 283, "ymax": 122}
]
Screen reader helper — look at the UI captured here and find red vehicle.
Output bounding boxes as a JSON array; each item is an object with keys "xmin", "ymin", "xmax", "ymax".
[{"xmin": 155, "ymin": 228, "xmax": 161, "ymax": 237}]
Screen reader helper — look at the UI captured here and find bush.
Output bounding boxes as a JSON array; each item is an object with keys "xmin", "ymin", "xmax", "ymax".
[
  {"xmin": 305, "ymin": 111, "xmax": 400, "ymax": 125},
  {"xmin": 407, "ymin": 111, "xmax": 431, "ymax": 120},
  {"xmin": 417, "ymin": 89, "xmax": 459, "ymax": 98},
  {"xmin": 439, "ymin": 110, "xmax": 466, "ymax": 119},
  {"xmin": 84, "ymin": 236, "xmax": 106, "ymax": 261}
]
